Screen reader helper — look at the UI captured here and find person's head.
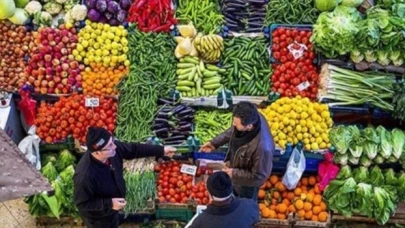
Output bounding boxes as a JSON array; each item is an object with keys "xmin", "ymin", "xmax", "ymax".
[
  {"xmin": 86, "ymin": 127, "xmax": 117, "ymax": 161},
  {"xmin": 232, "ymin": 101, "xmax": 259, "ymax": 131},
  {"xmin": 207, "ymin": 171, "xmax": 233, "ymax": 202}
]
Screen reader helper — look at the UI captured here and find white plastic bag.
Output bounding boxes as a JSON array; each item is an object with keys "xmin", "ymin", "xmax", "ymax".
[
  {"xmin": 282, "ymin": 146, "xmax": 306, "ymax": 190},
  {"xmin": 18, "ymin": 126, "xmax": 41, "ymax": 170}
]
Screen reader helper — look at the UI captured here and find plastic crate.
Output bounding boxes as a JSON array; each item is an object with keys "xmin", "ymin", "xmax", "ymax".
[
  {"xmin": 268, "ymin": 24, "xmax": 318, "ymax": 64},
  {"xmin": 156, "ymin": 208, "xmax": 194, "ymax": 222},
  {"xmin": 193, "ymin": 152, "xmax": 226, "ymax": 161},
  {"xmin": 39, "ymin": 137, "xmax": 75, "ymax": 152}
]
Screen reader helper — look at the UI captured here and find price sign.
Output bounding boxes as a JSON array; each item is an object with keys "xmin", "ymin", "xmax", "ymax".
[
  {"xmin": 85, "ymin": 98, "xmax": 99, "ymax": 107},
  {"xmin": 180, "ymin": 164, "xmax": 197, "ymax": 176},
  {"xmin": 297, "ymin": 81, "xmax": 310, "ymax": 91}
]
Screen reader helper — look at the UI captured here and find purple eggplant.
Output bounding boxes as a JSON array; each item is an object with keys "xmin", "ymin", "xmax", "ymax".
[
  {"xmin": 179, "ymin": 115, "xmax": 194, "ymax": 121},
  {"xmin": 158, "ymin": 98, "xmax": 176, "ymax": 105},
  {"xmin": 96, "ymin": 0, "xmax": 107, "ymax": 12},
  {"xmin": 120, "ymin": 0, "xmax": 131, "ymax": 10},
  {"xmin": 172, "ymin": 105, "xmax": 186, "ymax": 114},
  {"xmin": 107, "ymin": 1, "xmax": 120, "ymax": 13},
  {"xmin": 178, "ymin": 108, "xmax": 195, "ymax": 117},
  {"xmin": 154, "ymin": 128, "xmax": 170, "ymax": 134},
  {"xmin": 116, "ymin": 9, "xmax": 127, "ymax": 22},
  {"xmin": 87, "ymin": 9, "xmax": 101, "ymax": 21},
  {"xmin": 178, "ymin": 123, "xmax": 192, "ymax": 131}
]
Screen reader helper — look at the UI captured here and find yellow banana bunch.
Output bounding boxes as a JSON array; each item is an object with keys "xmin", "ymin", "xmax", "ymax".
[{"xmin": 194, "ymin": 33, "xmax": 224, "ymax": 62}]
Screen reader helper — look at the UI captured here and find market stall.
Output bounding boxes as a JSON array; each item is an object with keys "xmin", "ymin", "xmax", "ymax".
[{"xmin": 0, "ymin": 0, "xmax": 405, "ymax": 226}]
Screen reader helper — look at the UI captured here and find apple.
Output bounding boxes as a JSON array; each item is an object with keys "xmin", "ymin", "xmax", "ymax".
[
  {"xmin": 62, "ymin": 78, "xmax": 68, "ymax": 85},
  {"xmin": 48, "ymin": 81, "xmax": 55, "ymax": 88},
  {"xmin": 53, "ymin": 76, "xmax": 61, "ymax": 83}
]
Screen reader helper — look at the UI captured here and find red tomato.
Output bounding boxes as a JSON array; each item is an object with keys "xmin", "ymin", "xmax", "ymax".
[
  {"xmin": 165, "ymin": 195, "xmax": 171, "ymax": 201},
  {"xmin": 172, "ymin": 166, "xmax": 180, "ymax": 172},
  {"xmin": 202, "ymin": 198, "xmax": 209, "ymax": 205},
  {"xmin": 162, "ymin": 181, "xmax": 169, "ymax": 188},
  {"xmin": 177, "ymin": 181, "xmax": 184, "ymax": 187},
  {"xmin": 196, "ymin": 192, "xmax": 204, "ymax": 199},
  {"xmin": 174, "ymin": 194, "xmax": 181, "ymax": 202},
  {"xmin": 278, "ymin": 28, "xmax": 286, "ymax": 35},
  {"xmin": 273, "ymin": 37, "xmax": 280, "ymax": 44},
  {"xmin": 170, "ymin": 198, "xmax": 176, "ymax": 203},
  {"xmin": 186, "ymin": 182, "xmax": 193, "ymax": 190},
  {"xmin": 169, "ymin": 189, "xmax": 176, "ymax": 196},
  {"xmin": 273, "ymin": 52, "xmax": 281, "ymax": 60},
  {"xmin": 159, "ymin": 196, "xmax": 165, "ymax": 203},
  {"xmin": 154, "ymin": 164, "xmax": 161, "ymax": 172},
  {"xmin": 163, "ymin": 176, "xmax": 169, "ymax": 182},
  {"xmin": 170, "ymin": 178, "xmax": 177, "ymax": 185}
]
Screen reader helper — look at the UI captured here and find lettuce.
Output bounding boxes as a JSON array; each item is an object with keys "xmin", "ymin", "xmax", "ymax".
[
  {"xmin": 391, "ymin": 128, "xmax": 405, "ymax": 159},
  {"xmin": 353, "ymin": 183, "xmax": 373, "ymax": 217},
  {"xmin": 334, "ymin": 153, "xmax": 348, "ymax": 165},
  {"xmin": 349, "ymin": 155, "xmax": 360, "ymax": 165},
  {"xmin": 397, "ymin": 173, "xmax": 405, "ymax": 201},
  {"xmin": 348, "ymin": 125, "xmax": 363, "ymax": 158},
  {"xmin": 373, "ymin": 187, "xmax": 396, "ymax": 225},
  {"xmin": 41, "ymin": 162, "xmax": 58, "ymax": 181},
  {"xmin": 369, "ymin": 166, "xmax": 385, "ymax": 186},
  {"xmin": 329, "ymin": 125, "xmax": 352, "ymax": 154},
  {"xmin": 353, "ymin": 166, "xmax": 369, "ymax": 183},
  {"xmin": 337, "ymin": 165, "xmax": 352, "ymax": 180},
  {"xmin": 324, "ymin": 178, "xmax": 357, "ymax": 217},
  {"xmin": 384, "ymin": 168, "xmax": 398, "ymax": 186},
  {"xmin": 55, "ymin": 150, "xmax": 76, "ymax": 172},
  {"xmin": 360, "ymin": 154, "xmax": 372, "ymax": 167},
  {"xmin": 363, "ymin": 127, "xmax": 380, "ymax": 159}
]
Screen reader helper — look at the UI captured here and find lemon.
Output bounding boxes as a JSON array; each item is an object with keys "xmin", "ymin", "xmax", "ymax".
[
  {"xmin": 103, "ymin": 23, "xmax": 110, "ymax": 31},
  {"xmin": 287, "ymin": 137, "xmax": 293, "ymax": 143},
  {"xmin": 303, "ymin": 138, "xmax": 310, "ymax": 145},
  {"xmin": 320, "ymin": 142, "xmax": 327, "ymax": 149},
  {"xmin": 124, "ymin": 60, "xmax": 130, "ymax": 66},
  {"xmin": 274, "ymin": 136, "xmax": 279, "ymax": 142},
  {"xmin": 305, "ymin": 144, "xmax": 312, "ymax": 151},
  {"xmin": 75, "ymin": 55, "xmax": 82, "ymax": 61},
  {"xmin": 297, "ymin": 133, "xmax": 303, "ymax": 140},
  {"xmin": 307, "ymin": 107, "xmax": 315, "ymax": 115},
  {"xmin": 321, "ymin": 111, "xmax": 329, "ymax": 118},
  {"xmin": 290, "ymin": 111, "xmax": 298, "ymax": 120},
  {"xmin": 119, "ymin": 55, "xmax": 127, "ymax": 62},
  {"xmin": 272, "ymin": 122, "xmax": 279, "ymax": 131},
  {"xmin": 279, "ymin": 140, "xmax": 285, "ymax": 148},
  {"xmin": 300, "ymin": 112, "xmax": 309, "ymax": 119},
  {"xmin": 88, "ymin": 55, "xmax": 94, "ymax": 62},
  {"xmin": 302, "ymin": 126, "xmax": 308, "ymax": 133},
  {"xmin": 85, "ymin": 19, "xmax": 92, "ymax": 25},
  {"xmin": 284, "ymin": 104, "xmax": 292, "ymax": 113},
  {"xmin": 302, "ymin": 97, "xmax": 310, "ymax": 103},
  {"xmin": 76, "ymin": 44, "xmax": 84, "ymax": 51},
  {"xmin": 121, "ymin": 29, "xmax": 128, "ymax": 37},
  {"xmin": 72, "ymin": 49, "xmax": 79, "ymax": 56},
  {"xmin": 327, "ymin": 143, "xmax": 332, "ymax": 148},
  {"xmin": 94, "ymin": 56, "xmax": 101, "ymax": 63},
  {"xmin": 287, "ymin": 126, "xmax": 293, "ymax": 132},
  {"xmin": 82, "ymin": 40, "xmax": 89, "ymax": 48},
  {"xmin": 300, "ymin": 119, "xmax": 306, "ymax": 126},
  {"xmin": 309, "ymin": 126, "xmax": 316, "ymax": 134},
  {"xmin": 296, "ymin": 125, "xmax": 302, "ymax": 133},
  {"xmin": 310, "ymin": 137, "xmax": 316, "ymax": 143},
  {"xmin": 295, "ymin": 106, "xmax": 303, "ymax": 113},
  {"xmin": 111, "ymin": 49, "xmax": 119, "ymax": 55},
  {"xmin": 279, "ymin": 132, "xmax": 286, "ymax": 140},
  {"xmin": 311, "ymin": 142, "xmax": 319, "ymax": 150},
  {"xmin": 289, "ymin": 119, "xmax": 296, "ymax": 127},
  {"xmin": 282, "ymin": 117, "xmax": 289, "ymax": 125},
  {"xmin": 83, "ymin": 58, "xmax": 89, "ymax": 65},
  {"xmin": 102, "ymin": 50, "xmax": 110, "ymax": 56},
  {"xmin": 80, "ymin": 51, "xmax": 86, "ymax": 57},
  {"xmin": 277, "ymin": 107, "xmax": 284, "ymax": 113},
  {"xmin": 306, "ymin": 120, "xmax": 313, "ymax": 127},
  {"xmin": 315, "ymin": 137, "xmax": 323, "ymax": 144},
  {"xmin": 95, "ymin": 49, "xmax": 102, "ymax": 56}
]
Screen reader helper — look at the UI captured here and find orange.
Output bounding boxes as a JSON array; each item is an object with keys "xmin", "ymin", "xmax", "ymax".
[
  {"xmin": 320, "ymin": 202, "xmax": 327, "ymax": 211},
  {"xmin": 303, "ymin": 202, "xmax": 312, "ymax": 211},
  {"xmin": 313, "ymin": 206, "xmax": 322, "ymax": 215},
  {"xmin": 270, "ymin": 205, "xmax": 277, "ymax": 210},
  {"xmin": 273, "ymin": 191, "xmax": 280, "ymax": 200},
  {"xmin": 318, "ymin": 212, "xmax": 328, "ymax": 222},
  {"xmin": 311, "ymin": 215, "xmax": 319, "ymax": 222},
  {"xmin": 301, "ymin": 185, "xmax": 308, "ymax": 193},
  {"xmin": 277, "ymin": 213, "xmax": 286, "ymax": 220},
  {"xmin": 261, "ymin": 207, "xmax": 271, "ymax": 218},
  {"xmin": 294, "ymin": 188, "xmax": 302, "ymax": 196},
  {"xmin": 306, "ymin": 192, "xmax": 314, "ymax": 202},
  {"xmin": 266, "ymin": 181, "xmax": 272, "ymax": 189},
  {"xmin": 275, "ymin": 182, "xmax": 286, "ymax": 192},
  {"xmin": 282, "ymin": 199, "xmax": 290, "ymax": 206},
  {"xmin": 295, "ymin": 200, "xmax": 304, "ymax": 210},
  {"xmin": 314, "ymin": 184, "xmax": 321, "ymax": 194},
  {"xmin": 309, "ymin": 176, "xmax": 317, "ymax": 186},
  {"xmin": 270, "ymin": 175, "xmax": 279, "ymax": 185},
  {"xmin": 269, "ymin": 210, "xmax": 277, "ymax": 219},
  {"xmin": 301, "ymin": 177, "xmax": 309, "ymax": 186},
  {"xmin": 298, "ymin": 209, "xmax": 305, "ymax": 218},
  {"xmin": 288, "ymin": 204, "xmax": 296, "ymax": 213},
  {"xmin": 259, "ymin": 203, "xmax": 266, "ymax": 211},
  {"xmin": 282, "ymin": 191, "xmax": 288, "ymax": 199},
  {"xmin": 277, "ymin": 203, "xmax": 288, "ymax": 213},
  {"xmin": 313, "ymin": 194, "xmax": 322, "ymax": 206},
  {"xmin": 287, "ymin": 192, "xmax": 295, "ymax": 201},
  {"xmin": 272, "ymin": 199, "xmax": 278, "ymax": 205},
  {"xmin": 305, "ymin": 210, "xmax": 313, "ymax": 220},
  {"xmin": 258, "ymin": 190, "xmax": 266, "ymax": 200}
]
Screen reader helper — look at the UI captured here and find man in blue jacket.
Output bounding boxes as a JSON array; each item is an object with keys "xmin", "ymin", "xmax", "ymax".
[
  {"xmin": 73, "ymin": 127, "xmax": 176, "ymax": 228},
  {"xmin": 190, "ymin": 171, "xmax": 260, "ymax": 228}
]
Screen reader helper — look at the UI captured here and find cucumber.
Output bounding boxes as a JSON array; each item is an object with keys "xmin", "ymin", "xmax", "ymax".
[
  {"xmin": 176, "ymin": 86, "xmax": 192, "ymax": 92},
  {"xmin": 177, "ymin": 80, "xmax": 195, "ymax": 87},
  {"xmin": 178, "ymin": 72, "xmax": 192, "ymax": 80},
  {"xmin": 183, "ymin": 56, "xmax": 200, "ymax": 65},
  {"xmin": 206, "ymin": 64, "xmax": 219, "ymax": 71},
  {"xmin": 176, "ymin": 68, "xmax": 193, "ymax": 75},
  {"xmin": 218, "ymin": 68, "xmax": 226, "ymax": 73},
  {"xmin": 203, "ymin": 70, "xmax": 218, "ymax": 78},
  {"xmin": 203, "ymin": 77, "xmax": 222, "ymax": 85},
  {"xmin": 177, "ymin": 63, "xmax": 195, "ymax": 69},
  {"xmin": 187, "ymin": 67, "xmax": 197, "ymax": 81},
  {"xmin": 203, "ymin": 83, "xmax": 221, "ymax": 90}
]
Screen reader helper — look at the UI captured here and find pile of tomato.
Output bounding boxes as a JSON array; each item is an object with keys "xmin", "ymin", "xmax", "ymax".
[
  {"xmin": 35, "ymin": 93, "xmax": 117, "ymax": 143},
  {"xmin": 270, "ymin": 27, "xmax": 319, "ymax": 100},
  {"xmin": 155, "ymin": 161, "xmax": 213, "ymax": 205}
]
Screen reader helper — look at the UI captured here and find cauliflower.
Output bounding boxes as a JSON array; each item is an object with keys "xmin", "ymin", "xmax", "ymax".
[
  {"xmin": 63, "ymin": 10, "xmax": 72, "ymax": 23},
  {"xmin": 24, "ymin": 1, "xmax": 42, "ymax": 15},
  {"xmin": 70, "ymin": 4, "xmax": 87, "ymax": 21},
  {"xmin": 33, "ymin": 11, "xmax": 52, "ymax": 26},
  {"xmin": 55, "ymin": 0, "xmax": 68, "ymax": 4},
  {"xmin": 64, "ymin": 0, "xmax": 79, "ymax": 11},
  {"xmin": 43, "ymin": 2, "xmax": 62, "ymax": 15}
]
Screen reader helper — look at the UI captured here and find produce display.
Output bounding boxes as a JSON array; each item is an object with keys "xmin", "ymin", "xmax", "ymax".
[
  {"xmin": 74, "ymin": 21, "xmax": 129, "ymax": 67},
  {"xmin": 259, "ymin": 175, "xmax": 329, "ymax": 222},
  {"xmin": 270, "ymin": 27, "xmax": 319, "ymax": 99},
  {"xmin": 222, "ymin": 36, "xmax": 271, "ymax": 96},
  {"xmin": 175, "ymin": 57, "xmax": 225, "ymax": 97},
  {"xmin": 219, "ymin": 0, "xmax": 267, "ymax": 33},
  {"xmin": 26, "ymin": 26, "xmax": 83, "ymax": 94},
  {"xmin": 84, "ymin": 0, "xmax": 129, "ymax": 25},
  {"xmin": 115, "ymin": 30, "xmax": 176, "ymax": 142},
  {"xmin": 259, "ymin": 96, "xmax": 332, "ymax": 150},
  {"xmin": 318, "ymin": 64, "xmax": 395, "ymax": 111},
  {"xmin": 330, "ymin": 125, "xmax": 405, "ymax": 166},
  {"xmin": 82, "ymin": 64, "xmax": 128, "ymax": 95},
  {"xmin": 325, "ymin": 166, "xmax": 405, "ymax": 225},
  {"xmin": 25, "ymin": 150, "xmax": 77, "ymax": 218},
  {"xmin": 153, "ymin": 102, "xmax": 195, "ymax": 145},
  {"xmin": 124, "ymin": 158, "xmax": 156, "ymax": 214},
  {"xmin": 0, "ymin": 21, "xmax": 32, "ymax": 91},
  {"xmin": 265, "ymin": 0, "xmax": 319, "ymax": 25},
  {"xmin": 35, "ymin": 93, "xmax": 117, "ymax": 143},
  {"xmin": 176, "ymin": 0, "xmax": 224, "ymax": 34},
  {"xmin": 193, "ymin": 110, "xmax": 232, "ymax": 144},
  {"xmin": 127, "ymin": 0, "xmax": 177, "ymax": 32},
  {"xmin": 393, "ymin": 81, "xmax": 405, "ymax": 123}
]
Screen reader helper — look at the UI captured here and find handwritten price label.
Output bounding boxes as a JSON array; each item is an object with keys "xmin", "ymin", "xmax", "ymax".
[
  {"xmin": 180, "ymin": 164, "xmax": 197, "ymax": 176},
  {"xmin": 85, "ymin": 98, "xmax": 99, "ymax": 107}
]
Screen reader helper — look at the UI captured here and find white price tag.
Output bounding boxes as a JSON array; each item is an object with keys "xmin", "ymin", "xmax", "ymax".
[
  {"xmin": 180, "ymin": 164, "xmax": 197, "ymax": 176},
  {"xmin": 297, "ymin": 81, "xmax": 310, "ymax": 91},
  {"xmin": 85, "ymin": 98, "xmax": 99, "ymax": 107}
]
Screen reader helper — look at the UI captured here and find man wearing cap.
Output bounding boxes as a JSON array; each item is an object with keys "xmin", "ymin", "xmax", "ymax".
[
  {"xmin": 73, "ymin": 127, "xmax": 176, "ymax": 228},
  {"xmin": 199, "ymin": 101, "xmax": 274, "ymax": 201},
  {"xmin": 190, "ymin": 171, "xmax": 259, "ymax": 228}
]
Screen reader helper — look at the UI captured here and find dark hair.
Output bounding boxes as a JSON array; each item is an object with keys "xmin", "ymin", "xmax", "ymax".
[{"xmin": 232, "ymin": 101, "xmax": 259, "ymax": 126}]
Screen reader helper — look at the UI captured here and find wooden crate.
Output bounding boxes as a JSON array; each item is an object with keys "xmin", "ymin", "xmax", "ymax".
[
  {"xmin": 293, "ymin": 212, "xmax": 331, "ymax": 228},
  {"xmin": 254, "ymin": 213, "xmax": 294, "ymax": 228},
  {"xmin": 36, "ymin": 216, "xmax": 83, "ymax": 227}
]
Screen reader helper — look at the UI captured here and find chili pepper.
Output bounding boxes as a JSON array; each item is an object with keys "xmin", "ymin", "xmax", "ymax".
[
  {"xmin": 134, "ymin": 0, "xmax": 147, "ymax": 11},
  {"xmin": 153, "ymin": 22, "xmax": 172, "ymax": 32}
]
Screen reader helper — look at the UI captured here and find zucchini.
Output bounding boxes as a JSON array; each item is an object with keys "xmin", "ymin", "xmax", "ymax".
[
  {"xmin": 177, "ymin": 63, "xmax": 195, "ymax": 69},
  {"xmin": 203, "ymin": 83, "xmax": 221, "ymax": 90},
  {"xmin": 176, "ymin": 86, "xmax": 192, "ymax": 92},
  {"xmin": 203, "ymin": 70, "xmax": 218, "ymax": 78},
  {"xmin": 177, "ymin": 80, "xmax": 195, "ymax": 87},
  {"xmin": 183, "ymin": 56, "xmax": 199, "ymax": 65}
]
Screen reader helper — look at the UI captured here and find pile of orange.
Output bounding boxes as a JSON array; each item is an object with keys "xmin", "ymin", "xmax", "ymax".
[
  {"xmin": 82, "ymin": 63, "xmax": 128, "ymax": 95},
  {"xmin": 258, "ymin": 175, "xmax": 329, "ymax": 223}
]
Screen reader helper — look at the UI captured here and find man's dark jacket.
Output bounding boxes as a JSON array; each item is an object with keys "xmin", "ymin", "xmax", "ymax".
[
  {"xmin": 210, "ymin": 114, "xmax": 275, "ymax": 187},
  {"xmin": 73, "ymin": 140, "xmax": 164, "ymax": 220},
  {"xmin": 190, "ymin": 198, "xmax": 259, "ymax": 228}
]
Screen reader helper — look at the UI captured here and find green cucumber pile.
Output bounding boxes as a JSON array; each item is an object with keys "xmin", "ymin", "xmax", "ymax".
[{"xmin": 221, "ymin": 36, "xmax": 272, "ymax": 96}]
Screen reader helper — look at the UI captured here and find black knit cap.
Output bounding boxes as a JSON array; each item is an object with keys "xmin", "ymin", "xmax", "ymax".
[
  {"xmin": 207, "ymin": 171, "xmax": 233, "ymax": 198},
  {"xmin": 86, "ymin": 127, "xmax": 111, "ymax": 152}
]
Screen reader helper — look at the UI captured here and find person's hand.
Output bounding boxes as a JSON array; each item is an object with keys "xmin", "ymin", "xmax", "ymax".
[
  {"xmin": 222, "ymin": 168, "xmax": 233, "ymax": 178},
  {"xmin": 164, "ymin": 146, "xmax": 176, "ymax": 157},
  {"xmin": 199, "ymin": 142, "xmax": 215, "ymax": 153},
  {"xmin": 112, "ymin": 198, "xmax": 127, "ymax": 211}
]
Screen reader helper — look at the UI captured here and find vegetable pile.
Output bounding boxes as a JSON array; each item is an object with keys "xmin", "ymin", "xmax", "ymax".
[
  {"xmin": 176, "ymin": 0, "xmax": 224, "ymax": 34},
  {"xmin": 0, "ymin": 21, "xmax": 32, "ymax": 91},
  {"xmin": 115, "ymin": 29, "xmax": 176, "ymax": 142},
  {"xmin": 26, "ymin": 26, "xmax": 83, "ymax": 94},
  {"xmin": 219, "ymin": 0, "xmax": 267, "ymax": 33},
  {"xmin": 331, "ymin": 125, "xmax": 405, "ymax": 166},
  {"xmin": 265, "ymin": 0, "xmax": 319, "ymax": 25},
  {"xmin": 25, "ymin": 150, "xmax": 77, "ymax": 218},
  {"xmin": 193, "ymin": 110, "xmax": 232, "ymax": 144},
  {"xmin": 127, "ymin": 0, "xmax": 177, "ymax": 32},
  {"xmin": 153, "ymin": 102, "xmax": 195, "ymax": 145},
  {"xmin": 259, "ymin": 174, "xmax": 329, "ymax": 222},
  {"xmin": 259, "ymin": 96, "xmax": 332, "ymax": 150},
  {"xmin": 222, "ymin": 36, "xmax": 272, "ymax": 96},
  {"xmin": 392, "ymin": 81, "xmax": 405, "ymax": 123},
  {"xmin": 85, "ymin": 0, "xmax": 130, "ymax": 25},
  {"xmin": 124, "ymin": 158, "xmax": 156, "ymax": 214},
  {"xmin": 270, "ymin": 27, "xmax": 319, "ymax": 99},
  {"xmin": 82, "ymin": 65, "xmax": 128, "ymax": 95},
  {"xmin": 175, "ymin": 57, "xmax": 225, "ymax": 97},
  {"xmin": 326, "ymin": 166, "xmax": 405, "ymax": 225},
  {"xmin": 35, "ymin": 93, "xmax": 117, "ymax": 143},
  {"xmin": 318, "ymin": 64, "xmax": 395, "ymax": 111},
  {"xmin": 74, "ymin": 21, "xmax": 129, "ymax": 68}
]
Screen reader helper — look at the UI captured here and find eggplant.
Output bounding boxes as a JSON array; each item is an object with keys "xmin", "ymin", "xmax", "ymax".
[
  {"xmin": 154, "ymin": 127, "xmax": 170, "ymax": 134},
  {"xmin": 225, "ymin": 2, "xmax": 245, "ymax": 8},
  {"xmin": 170, "ymin": 130, "xmax": 182, "ymax": 136},
  {"xmin": 223, "ymin": 7, "xmax": 239, "ymax": 12},
  {"xmin": 178, "ymin": 121, "xmax": 191, "ymax": 126},
  {"xmin": 154, "ymin": 118, "xmax": 176, "ymax": 126},
  {"xmin": 178, "ymin": 123, "xmax": 192, "ymax": 131},
  {"xmin": 248, "ymin": 22, "xmax": 264, "ymax": 28},
  {"xmin": 178, "ymin": 108, "xmax": 195, "ymax": 117},
  {"xmin": 179, "ymin": 115, "xmax": 194, "ymax": 121},
  {"xmin": 157, "ymin": 112, "xmax": 171, "ymax": 119},
  {"xmin": 152, "ymin": 123, "xmax": 168, "ymax": 130},
  {"xmin": 165, "ymin": 135, "xmax": 187, "ymax": 141},
  {"xmin": 246, "ymin": 0, "xmax": 267, "ymax": 4},
  {"xmin": 158, "ymin": 98, "xmax": 176, "ymax": 105},
  {"xmin": 246, "ymin": 27, "xmax": 263, "ymax": 33},
  {"xmin": 223, "ymin": 12, "xmax": 238, "ymax": 20},
  {"xmin": 172, "ymin": 105, "xmax": 186, "ymax": 115}
]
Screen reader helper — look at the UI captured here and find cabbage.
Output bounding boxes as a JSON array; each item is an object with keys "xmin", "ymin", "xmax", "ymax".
[
  {"xmin": 337, "ymin": 165, "xmax": 352, "ymax": 180},
  {"xmin": 0, "ymin": 0, "xmax": 16, "ymax": 19},
  {"xmin": 341, "ymin": 0, "xmax": 363, "ymax": 7},
  {"xmin": 353, "ymin": 166, "xmax": 369, "ymax": 183},
  {"xmin": 8, "ymin": 8, "xmax": 29, "ymax": 25},
  {"xmin": 315, "ymin": 0, "xmax": 342, "ymax": 11}
]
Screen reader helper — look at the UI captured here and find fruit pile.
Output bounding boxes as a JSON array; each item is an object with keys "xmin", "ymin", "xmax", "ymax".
[
  {"xmin": 270, "ymin": 27, "xmax": 319, "ymax": 100},
  {"xmin": 73, "ymin": 20, "xmax": 129, "ymax": 68},
  {"xmin": 35, "ymin": 93, "xmax": 117, "ymax": 143},
  {"xmin": 26, "ymin": 26, "xmax": 83, "ymax": 94},
  {"xmin": 82, "ymin": 64, "xmax": 128, "ymax": 95},
  {"xmin": 155, "ymin": 161, "xmax": 211, "ymax": 205},
  {"xmin": 259, "ymin": 96, "xmax": 332, "ymax": 150},
  {"xmin": 258, "ymin": 175, "xmax": 329, "ymax": 222}
]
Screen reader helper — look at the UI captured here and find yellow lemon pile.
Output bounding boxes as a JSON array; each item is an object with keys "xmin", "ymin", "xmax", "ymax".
[
  {"xmin": 259, "ymin": 96, "xmax": 333, "ymax": 151},
  {"xmin": 73, "ymin": 20, "xmax": 130, "ymax": 68}
]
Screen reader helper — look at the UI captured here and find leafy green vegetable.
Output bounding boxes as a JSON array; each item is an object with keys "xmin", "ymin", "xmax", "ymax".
[
  {"xmin": 360, "ymin": 154, "xmax": 372, "ymax": 167},
  {"xmin": 315, "ymin": 0, "xmax": 341, "ymax": 12},
  {"xmin": 55, "ymin": 150, "xmax": 76, "ymax": 172},
  {"xmin": 397, "ymin": 172, "xmax": 405, "ymax": 201},
  {"xmin": 353, "ymin": 183, "xmax": 373, "ymax": 217},
  {"xmin": 363, "ymin": 127, "xmax": 380, "ymax": 159},
  {"xmin": 369, "ymin": 166, "xmax": 385, "ymax": 186},
  {"xmin": 348, "ymin": 125, "xmax": 364, "ymax": 158},
  {"xmin": 373, "ymin": 187, "xmax": 396, "ymax": 225},
  {"xmin": 384, "ymin": 168, "xmax": 398, "ymax": 186},
  {"xmin": 353, "ymin": 166, "xmax": 369, "ymax": 183},
  {"xmin": 324, "ymin": 178, "xmax": 357, "ymax": 217},
  {"xmin": 374, "ymin": 155, "xmax": 385, "ymax": 164},
  {"xmin": 391, "ymin": 128, "xmax": 405, "ymax": 159},
  {"xmin": 42, "ymin": 153, "xmax": 57, "ymax": 166},
  {"xmin": 334, "ymin": 153, "xmax": 348, "ymax": 165},
  {"xmin": 329, "ymin": 125, "xmax": 352, "ymax": 154},
  {"xmin": 337, "ymin": 165, "xmax": 352, "ymax": 180},
  {"xmin": 341, "ymin": 0, "xmax": 363, "ymax": 7},
  {"xmin": 41, "ymin": 162, "xmax": 58, "ymax": 181},
  {"xmin": 349, "ymin": 156, "xmax": 360, "ymax": 165}
]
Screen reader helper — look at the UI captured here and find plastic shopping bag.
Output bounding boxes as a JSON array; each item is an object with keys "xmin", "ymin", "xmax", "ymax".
[
  {"xmin": 18, "ymin": 126, "xmax": 41, "ymax": 170},
  {"xmin": 282, "ymin": 146, "xmax": 306, "ymax": 190},
  {"xmin": 318, "ymin": 152, "xmax": 339, "ymax": 191}
]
